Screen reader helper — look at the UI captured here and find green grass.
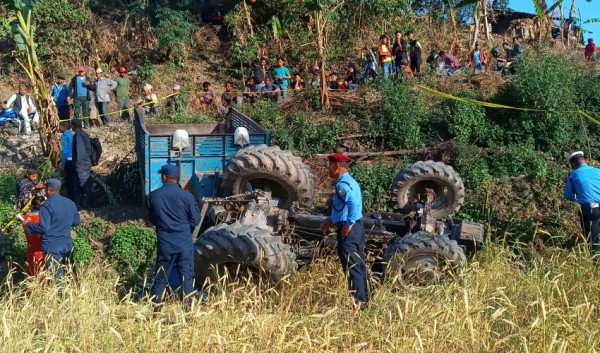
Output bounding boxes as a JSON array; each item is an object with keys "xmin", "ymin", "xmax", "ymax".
[{"xmin": 1, "ymin": 244, "xmax": 599, "ymax": 352}]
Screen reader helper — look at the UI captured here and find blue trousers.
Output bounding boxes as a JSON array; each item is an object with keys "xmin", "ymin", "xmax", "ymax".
[
  {"xmin": 44, "ymin": 246, "xmax": 72, "ymax": 281},
  {"xmin": 151, "ymin": 250, "xmax": 195, "ymax": 304},
  {"xmin": 337, "ymin": 221, "xmax": 369, "ymax": 303},
  {"xmin": 581, "ymin": 204, "xmax": 600, "ymax": 254},
  {"xmin": 382, "ymin": 62, "xmax": 393, "ymax": 77}
]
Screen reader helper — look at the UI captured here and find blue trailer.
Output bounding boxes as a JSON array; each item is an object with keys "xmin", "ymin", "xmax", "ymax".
[{"xmin": 134, "ymin": 108, "xmax": 270, "ymax": 200}]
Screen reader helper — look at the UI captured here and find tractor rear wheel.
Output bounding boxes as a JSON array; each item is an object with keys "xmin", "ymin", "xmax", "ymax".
[
  {"xmin": 222, "ymin": 144, "xmax": 316, "ymax": 209},
  {"xmin": 390, "ymin": 160, "xmax": 465, "ymax": 218},
  {"xmin": 384, "ymin": 231, "xmax": 466, "ymax": 286},
  {"xmin": 195, "ymin": 222, "xmax": 297, "ymax": 288}
]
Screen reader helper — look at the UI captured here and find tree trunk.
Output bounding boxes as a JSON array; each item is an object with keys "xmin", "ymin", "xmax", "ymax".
[
  {"xmin": 471, "ymin": 3, "xmax": 481, "ymax": 49},
  {"xmin": 315, "ymin": 11, "xmax": 329, "ymax": 110},
  {"xmin": 567, "ymin": 0, "xmax": 576, "ymax": 49},
  {"xmin": 482, "ymin": 0, "xmax": 491, "ymax": 41},
  {"xmin": 242, "ymin": 0, "xmax": 254, "ymax": 37},
  {"xmin": 449, "ymin": 7, "xmax": 459, "ymax": 53}
]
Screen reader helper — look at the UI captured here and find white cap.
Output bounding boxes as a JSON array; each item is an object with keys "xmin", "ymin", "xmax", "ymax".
[
  {"xmin": 143, "ymin": 84, "xmax": 153, "ymax": 91},
  {"xmin": 569, "ymin": 151, "xmax": 584, "ymax": 162},
  {"xmin": 173, "ymin": 84, "xmax": 181, "ymax": 90},
  {"xmin": 96, "ymin": 68, "xmax": 103, "ymax": 73}
]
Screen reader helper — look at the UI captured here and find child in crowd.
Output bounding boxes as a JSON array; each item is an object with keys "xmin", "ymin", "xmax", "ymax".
[
  {"xmin": 199, "ymin": 81, "xmax": 216, "ymax": 111},
  {"xmin": 16, "ymin": 168, "xmax": 44, "ymax": 209}
]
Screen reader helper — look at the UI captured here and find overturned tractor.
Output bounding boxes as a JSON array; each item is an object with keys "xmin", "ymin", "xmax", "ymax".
[
  {"xmin": 134, "ymin": 108, "xmax": 483, "ymax": 288},
  {"xmin": 194, "ymin": 147, "xmax": 482, "ymax": 287}
]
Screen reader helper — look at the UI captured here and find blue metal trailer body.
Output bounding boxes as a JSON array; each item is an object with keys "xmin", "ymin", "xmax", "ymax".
[{"xmin": 134, "ymin": 108, "xmax": 270, "ymax": 200}]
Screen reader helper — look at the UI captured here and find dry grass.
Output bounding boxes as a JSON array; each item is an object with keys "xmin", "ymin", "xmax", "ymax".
[{"xmin": 1, "ymin": 245, "xmax": 599, "ymax": 352}]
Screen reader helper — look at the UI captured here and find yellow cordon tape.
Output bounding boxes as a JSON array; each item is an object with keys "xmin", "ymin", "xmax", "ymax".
[
  {"xmin": 58, "ymin": 92, "xmax": 180, "ymax": 122},
  {"xmin": 416, "ymin": 84, "xmax": 599, "ymax": 126},
  {"xmin": 1, "ymin": 158, "xmax": 51, "ymax": 234}
]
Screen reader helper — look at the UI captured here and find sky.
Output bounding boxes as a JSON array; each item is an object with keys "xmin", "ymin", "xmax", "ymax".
[{"xmin": 509, "ymin": 0, "xmax": 600, "ymax": 42}]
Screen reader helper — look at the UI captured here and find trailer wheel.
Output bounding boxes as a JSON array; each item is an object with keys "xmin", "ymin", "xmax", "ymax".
[
  {"xmin": 384, "ymin": 231, "xmax": 466, "ymax": 286},
  {"xmin": 390, "ymin": 160, "xmax": 465, "ymax": 218},
  {"xmin": 195, "ymin": 222, "xmax": 297, "ymax": 288},
  {"xmin": 222, "ymin": 144, "xmax": 316, "ymax": 209}
]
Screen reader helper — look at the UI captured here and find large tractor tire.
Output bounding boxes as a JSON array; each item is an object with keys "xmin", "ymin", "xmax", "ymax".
[
  {"xmin": 384, "ymin": 231, "xmax": 466, "ymax": 286},
  {"xmin": 390, "ymin": 160, "xmax": 464, "ymax": 218},
  {"xmin": 222, "ymin": 144, "xmax": 316, "ymax": 209},
  {"xmin": 195, "ymin": 222, "xmax": 297, "ymax": 288}
]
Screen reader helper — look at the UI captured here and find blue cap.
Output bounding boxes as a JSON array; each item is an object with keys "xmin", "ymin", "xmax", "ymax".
[
  {"xmin": 158, "ymin": 164, "xmax": 179, "ymax": 177},
  {"xmin": 71, "ymin": 118, "xmax": 82, "ymax": 128},
  {"xmin": 45, "ymin": 179, "xmax": 61, "ymax": 189}
]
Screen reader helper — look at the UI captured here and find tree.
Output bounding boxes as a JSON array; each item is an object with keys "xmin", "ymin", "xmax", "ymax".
[
  {"xmin": 304, "ymin": 0, "xmax": 345, "ymax": 110},
  {"xmin": 3, "ymin": 0, "xmax": 61, "ymax": 165}
]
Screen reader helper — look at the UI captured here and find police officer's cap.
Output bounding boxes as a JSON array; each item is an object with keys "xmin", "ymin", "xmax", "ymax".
[
  {"xmin": 158, "ymin": 164, "xmax": 179, "ymax": 177},
  {"xmin": 327, "ymin": 153, "xmax": 352, "ymax": 163},
  {"xmin": 569, "ymin": 151, "xmax": 584, "ymax": 162},
  {"xmin": 45, "ymin": 179, "xmax": 61, "ymax": 189},
  {"xmin": 71, "ymin": 119, "xmax": 82, "ymax": 128}
]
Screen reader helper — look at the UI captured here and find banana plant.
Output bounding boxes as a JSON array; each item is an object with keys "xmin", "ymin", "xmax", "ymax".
[
  {"xmin": 271, "ymin": 15, "xmax": 292, "ymax": 56},
  {"xmin": 3, "ymin": 0, "xmax": 61, "ymax": 165}
]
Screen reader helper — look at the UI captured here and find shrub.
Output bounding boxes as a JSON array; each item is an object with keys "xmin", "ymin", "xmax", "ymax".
[
  {"xmin": 72, "ymin": 236, "xmax": 94, "ymax": 264},
  {"xmin": 351, "ymin": 158, "xmax": 401, "ymax": 212},
  {"xmin": 108, "ymin": 225, "xmax": 156, "ymax": 281},
  {"xmin": 372, "ymin": 80, "xmax": 430, "ymax": 150},
  {"xmin": 242, "ymin": 101, "xmax": 282, "ymax": 131},
  {"xmin": 275, "ymin": 112, "xmax": 341, "ymax": 157},
  {"xmin": 442, "ymin": 90, "xmax": 492, "ymax": 145},
  {"xmin": 33, "ymin": 0, "xmax": 89, "ymax": 64},
  {"xmin": 0, "ymin": 170, "xmax": 17, "ymax": 202},
  {"xmin": 75, "ymin": 219, "xmax": 107, "ymax": 241},
  {"xmin": 490, "ymin": 52, "xmax": 582, "ymax": 155},
  {"xmin": 153, "ymin": 6, "xmax": 198, "ymax": 66}
]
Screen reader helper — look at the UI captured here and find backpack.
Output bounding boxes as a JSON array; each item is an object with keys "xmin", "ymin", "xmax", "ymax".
[{"xmin": 90, "ymin": 137, "xmax": 102, "ymax": 166}]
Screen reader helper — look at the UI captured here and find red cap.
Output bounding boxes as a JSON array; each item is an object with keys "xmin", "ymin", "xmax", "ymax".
[
  {"xmin": 78, "ymin": 66, "xmax": 86, "ymax": 72},
  {"xmin": 327, "ymin": 153, "xmax": 352, "ymax": 163},
  {"xmin": 119, "ymin": 66, "xmax": 127, "ymax": 73}
]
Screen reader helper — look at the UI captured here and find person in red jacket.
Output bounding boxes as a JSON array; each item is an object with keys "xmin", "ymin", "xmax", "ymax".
[
  {"xmin": 468, "ymin": 41, "xmax": 488, "ymax": 74},
  {"xmin": 585, "ymin": 38, "xmax": 597, "ymax": 63}
]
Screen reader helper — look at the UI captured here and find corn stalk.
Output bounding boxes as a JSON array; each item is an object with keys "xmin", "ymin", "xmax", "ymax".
[
  {"xmin": 4, "ymin": 0, "xmax": 61, "ymax": 166},
  {"xmin": 305, "ymin": 0, "xmax": 345, "ymax": 111}
]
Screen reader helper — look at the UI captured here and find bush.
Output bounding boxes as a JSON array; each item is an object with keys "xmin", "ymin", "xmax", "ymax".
[
  {"xmin": 33, "ymin": 0, "xmax": 89, "ymax": 64},
  {"xmin": 108, "ymin": 225, "xmax": 156, "ymax": 281},
  {"xmin": 490, "ymin": 52, "xmax": 582, "ymax": 155},
  {"xmin": 275, "ymin": 112, "xmax": 341, "ymax": 157},
  {"xmin": 442, "ymin": 90, "xmax": 492, "ymax": 145},
  {"xmin": 72, "ymin": 236, "xmax": 94, "ymax": 264},
  {"xmin": 0, "ymin": 170, "xmax": 17, "ymax": 202},
  {"xmin": 153, "ymin": 6, "xmax": 198, "ymax": 66},
  {"xmin": 75, "ymin": 219, "xmax": 107, "ymax": 241},
  {"xmin": 351, "ymin": 158, "xmax": 401, "ymax": 212},
  {"xmin": 371, "ymin": 80, "xmax": 430, "ymax": 150}
]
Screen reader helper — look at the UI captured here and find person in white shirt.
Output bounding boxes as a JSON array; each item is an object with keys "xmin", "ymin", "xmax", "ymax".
[
  {"xmin": 137, "ymin": 84, "xmax": 160, "ymax": 116},
  {"xmin": 4, "ymin": 84, "xmax": 39, "ymax": 135}
]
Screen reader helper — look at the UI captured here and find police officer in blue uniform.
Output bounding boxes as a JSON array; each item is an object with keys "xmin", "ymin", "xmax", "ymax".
[
  {"xmin": 22, "ymin": 179, "xmax": 80, "ymax": 281},
  {"xmin": 564, "ymin": 151, "xmax": 600, "ymax": 254},
  {"xmin": 148, "ymin": 164, "xmax": 200, "ymax": 310},
  {"xmin": 320, "ymin": 153, "xmax": 369, "ymax": 305}
]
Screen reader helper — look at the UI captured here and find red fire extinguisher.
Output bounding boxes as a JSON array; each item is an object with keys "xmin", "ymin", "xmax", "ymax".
[{"xmin": 21, "ymin": 212, "xmax": 44, "ymax": 276}]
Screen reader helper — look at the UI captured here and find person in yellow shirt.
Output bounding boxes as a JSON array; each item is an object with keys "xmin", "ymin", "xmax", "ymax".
[{"xmin": 377, "ymin": 34, "xmax": 393, "ymax": 77}]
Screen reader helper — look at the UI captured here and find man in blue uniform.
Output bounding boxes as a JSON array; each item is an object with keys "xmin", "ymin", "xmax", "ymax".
[
  {"xmin": 70, "ymin": 119, "xmax": 92, "ymax": 209},
  {"xmin": 59, "ymin": 121, "xmax": 75, "ymax": 200},
  {"xmin": 22, "ymin": 179, "xmax": 80, "ymax": 281},
  {"xmin": 564, "ymin": 151, "xmax": 600, "ymax": 255},
  {"xmin": 320, "ymin": 153, "xmax": 369, "ymax": 306},
  {"xmin": 148, "ymin": 164, "xmax": 200, "ymax": 311}
]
